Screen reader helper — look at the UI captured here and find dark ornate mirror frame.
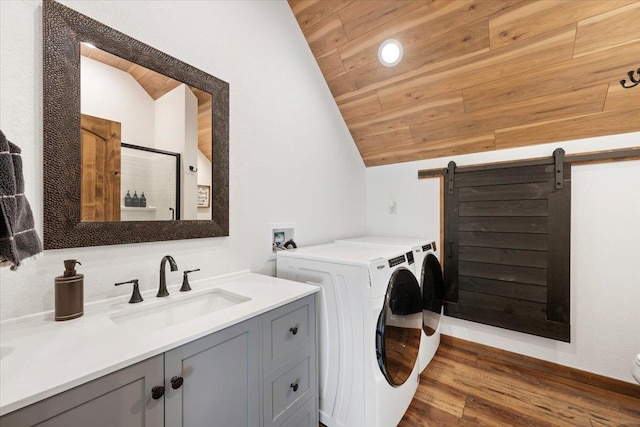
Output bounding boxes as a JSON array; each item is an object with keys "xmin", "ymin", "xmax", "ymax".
[{"xmin": 43, "ymin": 0, "xmax": 229, "ymax": 249}]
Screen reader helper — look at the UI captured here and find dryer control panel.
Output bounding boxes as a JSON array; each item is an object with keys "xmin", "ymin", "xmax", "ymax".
[{"xmin": 388, "ymin": 254, "xmax": 407, "ymax": 268}]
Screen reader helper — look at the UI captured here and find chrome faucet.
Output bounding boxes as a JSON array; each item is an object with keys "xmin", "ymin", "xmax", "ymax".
[{"xmin": 158, "ymin": 255, "xmax": 178, "ymax": 297}]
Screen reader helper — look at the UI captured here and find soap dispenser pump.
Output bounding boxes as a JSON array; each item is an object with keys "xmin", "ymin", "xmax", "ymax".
[{"xmin": 54, "ymin": 259, "xmax": 84, "ymax": 321}]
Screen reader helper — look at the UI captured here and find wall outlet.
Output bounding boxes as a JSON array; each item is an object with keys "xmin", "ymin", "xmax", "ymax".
[{"xmin": 389, "ymin": 199, "xmax": 397, "ymax": 214}]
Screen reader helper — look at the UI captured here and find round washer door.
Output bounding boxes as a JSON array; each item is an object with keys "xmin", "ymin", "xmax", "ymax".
[
  {"xmin": 421, "ymin": 253, "xmax": 444, "ymax": 336},
  {"xmin": 376, "ymin": 267, "xmax": 422, "ymax": 387}
]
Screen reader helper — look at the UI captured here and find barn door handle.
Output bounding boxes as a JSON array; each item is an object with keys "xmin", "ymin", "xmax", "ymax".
[{"xmin": 448, "ymin": 241, "xmax": 454, "ymax": 258}]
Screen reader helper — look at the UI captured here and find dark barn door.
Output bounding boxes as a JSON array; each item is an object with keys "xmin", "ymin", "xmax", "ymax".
[{"xmin": 443, "ymin": 150, "xmax": 571, "ymax": 342}]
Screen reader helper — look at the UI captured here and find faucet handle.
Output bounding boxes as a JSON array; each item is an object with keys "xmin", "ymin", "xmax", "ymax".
[
  {"xmin": 115, "ymin": 279, "xmax": 144, "ymax": 304},
  {"xmin": 180, "ymin": 269, "xmax": 200, "ymax": 292}
]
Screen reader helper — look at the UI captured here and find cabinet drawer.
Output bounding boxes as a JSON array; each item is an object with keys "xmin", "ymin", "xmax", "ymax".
[
  {"xmin": 263, "ymin": 295, "xmax": 315, "ymax": 372},
  {"xmin": 264, "ymin": 352, "xmax": 315, "ymax": 427},
  {"xmin": 280, "ymin": 397, "xmax": 317, "ymax": 427}
]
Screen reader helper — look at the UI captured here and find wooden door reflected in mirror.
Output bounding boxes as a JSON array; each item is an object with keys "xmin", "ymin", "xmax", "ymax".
[{"xmin": 81, "ymin": 114, "xmax": 121, "ymax": 222}]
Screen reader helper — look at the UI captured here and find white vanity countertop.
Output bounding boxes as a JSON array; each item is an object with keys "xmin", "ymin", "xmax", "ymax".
[{"xmin": 0, "ymin": 271, "xmax": 319, "ymax": 416}]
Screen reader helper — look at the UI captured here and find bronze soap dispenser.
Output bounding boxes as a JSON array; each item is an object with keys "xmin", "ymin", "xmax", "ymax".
[{"xmin": 55, "ymin": 259, "xmax": 84, "ymax": 321}]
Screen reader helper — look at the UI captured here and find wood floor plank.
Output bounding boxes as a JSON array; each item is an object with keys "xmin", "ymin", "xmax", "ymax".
[
  {"xmin": 422, "ymin": 360, "xmax": 594, "ymax": 426},
  {"xmin": 411, "ymin": 378, "xmax": 467, "ymax": 418},
  {"xmin": 320, "ymin": 336, "xmax": 640, "ymax": 426},
  {"xmin": 398, "ymin": 397, "xmax": 478, "ymax": 427},
  {"xmin": 475, "ymin": 355, "xmax": 640, "ymax": 425},
  {"xmin": 441, "ymin": 335, "xmax": 640, "ymax": 399},
  {"xmin": 462, "ymin": 395, "xmax": 560, "ymax": 427}
]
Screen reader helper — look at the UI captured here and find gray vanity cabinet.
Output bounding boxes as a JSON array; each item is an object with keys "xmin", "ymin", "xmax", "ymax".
[
  {"xmin": 1, "ymin": 295, "xmax": 317, "ymax": 427},
  {"xmin": 0, "ymin": 355, "xmax": 165, "ymax": 427},
  {"xmin": 164, "ymin": 317, "xmax": 261, "ymax": 426}
]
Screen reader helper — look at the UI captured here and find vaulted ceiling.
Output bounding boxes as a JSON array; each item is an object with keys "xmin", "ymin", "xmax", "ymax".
[
  {"xmin": 289, "ymin": 0, "xmax": 640, "ymax": 167},
  {"xmin": 81, "ymin": 45, "xmax": 213, "ymax": 161}
]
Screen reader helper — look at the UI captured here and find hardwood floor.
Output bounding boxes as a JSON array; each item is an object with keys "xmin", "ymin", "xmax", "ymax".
[
  {"xmin": 320, "ymin": 336, "xmax": 640, "ymax": 427},
  {"xmin": 398, "ymin": 337, "xmax": 640, "ymax": 426}
]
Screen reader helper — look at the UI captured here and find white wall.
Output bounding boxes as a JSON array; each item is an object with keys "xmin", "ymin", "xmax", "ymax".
[
  {"xmin": 81, "ymin": 56, "xmax": 155, "ymax": 146},
  {"xmin": 0, "ymin": 1, "xmax": 365, "ymax": 317},
  {"xmin": 155, "ymin": 84, "xmax": 199, "ymax": 219},
  {"xmin": 366, "ymin": 132, "xmax": 640, "ymax": 383},
  {"xmin": 196, "ymin": 151, "xmax": 212, "ymax": 220}
]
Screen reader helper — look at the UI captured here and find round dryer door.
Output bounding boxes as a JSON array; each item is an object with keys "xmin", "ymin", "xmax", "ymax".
[
  {"xmin": 421, "ymin": 253, "xmax": 444, "ymax": 337},
  {"xmin": 376, "ymin": 268, "xmax": 422, "ymax": 387}
]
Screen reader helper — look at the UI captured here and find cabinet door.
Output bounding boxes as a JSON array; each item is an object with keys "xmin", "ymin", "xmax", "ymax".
[
  {"xmin": 0, "ymin": 355, "xmax": 164, "ymax": 427},
  {"xmin": 164, "ymin": 318, "xmax": 260, "ymax": 427}
]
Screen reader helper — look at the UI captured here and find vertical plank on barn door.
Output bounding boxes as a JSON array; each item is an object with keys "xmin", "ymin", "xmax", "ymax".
[{"xmin": 443, "ymin": 156, "xmax": 571, "ymax": 342}]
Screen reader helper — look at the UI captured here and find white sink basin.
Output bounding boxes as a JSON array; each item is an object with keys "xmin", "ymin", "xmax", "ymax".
[{"xmin": 110, "ymin": 289, "xmax": 250, "ymax": 329}]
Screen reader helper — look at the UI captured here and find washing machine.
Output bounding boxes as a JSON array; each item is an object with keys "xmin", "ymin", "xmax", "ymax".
[
  {"xmin": 335, "ymin": 236, "xmax": 444, "ymax": 373},
  {"xmin": 277, "ymin": 243, "xmax": 421, "ymax": 427}
]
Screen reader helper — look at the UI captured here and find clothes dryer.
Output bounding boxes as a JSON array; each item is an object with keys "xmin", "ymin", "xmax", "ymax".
[
  {"xmin": 277, "ymin": 243, "xmax": 421, "ymax": 427},
  {"xmin": 335, "ymin": 236, "xmax": 444, "ymax": 373}
]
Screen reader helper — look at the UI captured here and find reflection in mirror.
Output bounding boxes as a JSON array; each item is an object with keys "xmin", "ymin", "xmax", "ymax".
[
  {"xmin": 120, "ymin": 144, "xmax": 180, "ymax": 221},
  {"xmin": 43, "ymin": 0, "xmax": 229, "ymax": 249},
  {"xmin": 80, "ymin": 45, "xmax": 212, "ymax": 222}
]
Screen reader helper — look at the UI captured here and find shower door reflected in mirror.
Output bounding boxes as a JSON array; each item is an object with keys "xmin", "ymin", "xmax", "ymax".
[
  {"xmin": 120, "ymin": 144, "xmax": 180, "ymax": 221},
  {"xmin": 80, "ymin": 45, "xmax": 212, "ymax": 222},
  {"xmin": 80, "ymin": 114, "xmax": 181, "ymax": 222}
]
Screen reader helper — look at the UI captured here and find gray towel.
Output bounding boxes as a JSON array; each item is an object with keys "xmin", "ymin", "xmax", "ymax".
[{"xmin": 0, "ymin": 130, "xmax": 43, "ymax": 270}]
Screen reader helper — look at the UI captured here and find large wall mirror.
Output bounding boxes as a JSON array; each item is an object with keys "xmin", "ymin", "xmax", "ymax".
[{"xmin": 43, "ymin": 0, "xmax": 229, "ymax": 249}]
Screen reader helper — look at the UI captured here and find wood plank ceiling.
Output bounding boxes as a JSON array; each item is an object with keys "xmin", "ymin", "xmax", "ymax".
[{"xmin": 289, "ymin": 0, "xmax": 640, "ymax": 167}]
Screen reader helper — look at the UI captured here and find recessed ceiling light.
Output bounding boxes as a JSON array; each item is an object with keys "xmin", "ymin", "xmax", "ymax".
[{"xmin": 378, "ymin": 39, "xmax": 403, "ymax": 67}]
